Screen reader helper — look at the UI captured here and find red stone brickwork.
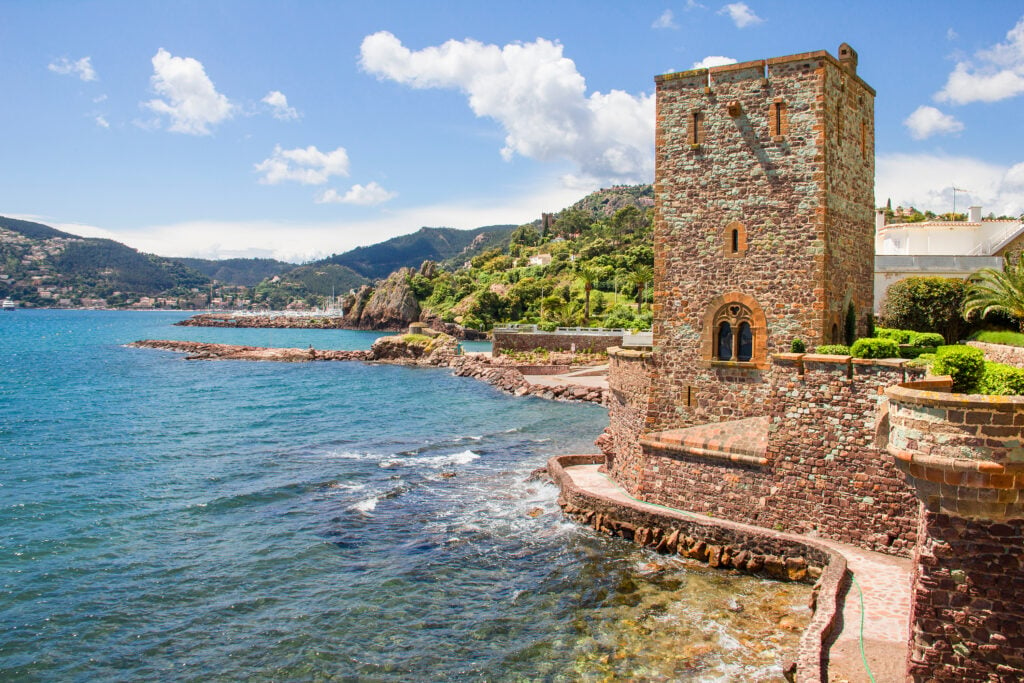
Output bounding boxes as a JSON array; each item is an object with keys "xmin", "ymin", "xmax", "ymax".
[
  {"xmin": 605, "ymin": 347, "xmax": 654, "ymax": 495},
  {"xmin": 631, "ymin": 354, "xmax": 920, "ymax": 555},
  {"xmin": 887, "ymin": 382, "xmax": 1024, "ymax": 680},
  {"xmin": 492, "ymin": 330, "xmax": 624, "ymax": 355},
  {"xmin": 646, "ymin": 47, "xmax": 875, "ymax": 433},
  {"xmin": 967, "ymin": 340, "xmax": 1024, "ymax": 369}
]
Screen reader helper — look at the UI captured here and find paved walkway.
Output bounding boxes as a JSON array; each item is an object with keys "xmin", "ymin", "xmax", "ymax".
[
  {"xmin": 562, "ymin": 464, "xmax": 913, "ymax": 682},
  {"xmin": 521, "ymin": 365, "xmax": 609, "ymax": 390}
]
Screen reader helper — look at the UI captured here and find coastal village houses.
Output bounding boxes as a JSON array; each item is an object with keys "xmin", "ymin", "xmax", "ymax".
[{"xmin": 551, "ymin": 43, "xmax": 1024, "ymax": 682}]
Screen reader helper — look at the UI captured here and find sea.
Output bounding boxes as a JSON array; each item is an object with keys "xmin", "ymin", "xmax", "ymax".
[{"xmin": 0, "ymin": 310, "xmax": 809, "ymax": 681}]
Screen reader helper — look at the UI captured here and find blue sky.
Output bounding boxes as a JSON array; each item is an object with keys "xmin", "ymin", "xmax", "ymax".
[{"xmin": 2, "ymin": 1, "xmax": 1023, "ymax": 262}]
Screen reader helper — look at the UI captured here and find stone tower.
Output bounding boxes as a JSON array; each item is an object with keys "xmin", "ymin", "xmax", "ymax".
[{"xmin": 646, "ymin": 44, "xmax": 875, "ymax": 430}]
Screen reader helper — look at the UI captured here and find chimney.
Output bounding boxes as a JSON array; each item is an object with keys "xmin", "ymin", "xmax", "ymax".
[
  {"xmin": 969, "ymin": 205, "xmax": 982, "ymax": 223},
  {"xmin": 838, "ymin": 43, "xmax": 858, "ymax": 75},
  {"xmin": 875, "ymin": 208, "xmax": 886, "ymax": 231}
]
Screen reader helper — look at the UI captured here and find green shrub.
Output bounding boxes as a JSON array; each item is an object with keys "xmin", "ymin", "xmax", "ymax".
[
  {"xmin": 970, "ymin": 330, "xmax": 1024, "ymax": 348},
  {"xmin": 850, "ymin": 338, "xmax": 900, "ymax": 359},
  {"xmin": 815, "ymin": 344, "xmax": 850, "ymax": 355},
  {"xmin": 790, "ymin": 338, "xmax": 806, "ymax": 353},
  {"xmin": 844, "ymin": 303, "xmax": 857, "ymax": 346},
  {"xmin": 906, "ymin": 353, "xmax": 935, "ymax": 368},
  {"xmin": 910, "ymin": 332, "xmax": 945, "ymax": 347},
  {"xmin": 873, "ymin": 327, "xmax": 914, "ymax": 344},
  {"xmin": 932, "ymin": 345, "xmax": 985, "ymax": 393},
  {"xmin": 538, "ymin": 321, "xmax": 558, "ymax": 332},
  {"xmin": 898, "ymin": 345, "xmax": 937, "ymax": 359},
  {"xmin": 879, "ymin": 276, "xmax": 966, "ymax": 342},
  {"xmin": 977, "ymin": 362, "xmax": 1024, "ymax": 396}
]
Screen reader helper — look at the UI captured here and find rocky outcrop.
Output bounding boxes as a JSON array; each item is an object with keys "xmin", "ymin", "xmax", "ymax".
[
  {"xmin": 343, "ymin": 269, "xmax": 420, "ymax": 331},
  {"xmin": 368, "ymin": 333, "xmax": 458, "ymax": 366},
  {"xmin": 175, "ymin": 314, "xmax": 349, "ymax": 329},
  {"xmin": 450, "ymin": 355, "xmax": 606, "ymax": 405}
]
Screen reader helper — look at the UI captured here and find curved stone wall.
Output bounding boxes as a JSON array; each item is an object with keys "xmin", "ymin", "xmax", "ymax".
[{"xmin": 886, "ymin": 380, "xmax": 1024, "ymax": 681}]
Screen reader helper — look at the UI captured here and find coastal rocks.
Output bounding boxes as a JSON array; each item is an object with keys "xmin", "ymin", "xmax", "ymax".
[
  {"xmin": 368, "ymin": 332, "xmax": 458, "ymax": 366},
  {"xmin": 175, "ymin": 313, "xmax": 349, "ymax": 329},
  {"xmin": 449, "ymin": 355, "xmax": 607, "ymax": 406},
  {"xmin": 343, "ymin": 269, "xmax": 420, "ymax": 331},
  {"xmin": 128, "ymin": 340, "xmax": 370, "ymax": 362}
]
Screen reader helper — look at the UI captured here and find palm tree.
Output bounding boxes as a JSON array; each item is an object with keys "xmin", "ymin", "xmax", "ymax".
[
  {"xmin": 577, "ymin": 266, "xmax": 600, "ymax": 323},
  {"xmin": 963, "ymin": 254, "xmax": 1024, "ymax": 331},
  {"xmin": 628, "ymin": 265, "xmax": 654, "ymax": 312}
]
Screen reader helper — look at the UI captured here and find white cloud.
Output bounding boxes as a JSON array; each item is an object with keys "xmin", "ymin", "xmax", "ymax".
[
  {"xmin": 143, "ymin": 48, "xmax": 233, "ymax": 135},
  {"xmin": 692, "ymin": 55, "xmax": 738, "ymax": 69},
  {"xmin": 255, "ymin": 145, "xmax": 350, "ymax": 185},
  {"xmin": 28, "ymin": 180, "xmax": 587, "ymax": 262},
  {"xmin": 877, "ymin": 153, "xmax": 1024, "ymax": 217},
  {"xmin": 317, "ymin": 182, "xmax": 397, "ymax": 206},
  {"xmin": 359, "ymin": 31, "xmax": 654, "ymax": 186},
  {"xmin": 652, "ymin": 10, "xmax": 678, "ymax": 29},
  {"xmin": 947, "ymin": 28, "xmax": 959, "ymax": 41},
  {"xmin": 262, "ymin": 90, "xmax": 300, "ymax": 120},
  {"xmin": 903, "ymin": 105, "xmax": 964, "ymax": 140},
  {"xmin": 936, "ymin": 17, "xmax": 1024, "ymax": 104},
  {"xmin": 95, "ymin": 115, "xmax": 110, "ymax": 129},
  {"xmin": 48, "ymin": 56, "xmax": 97, "ymax": 81},
  {"xmin": 719, "ymin": 2, "xmax": 763, "ymax": 28}
]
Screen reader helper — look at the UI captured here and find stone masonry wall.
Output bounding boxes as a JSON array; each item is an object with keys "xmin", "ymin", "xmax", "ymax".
[
  {"xmin": 887, "ymin": 382, "xmax": 1024, "ymax": 680},
  {"xmin": 605, "ymin": 348, "xmax": 653, "ymax": 495},
  {"xmin": 612, "ymin": 354, "xmax": 920, "ymax": 556},
  {"xmin": 492, "ymin": 331, "xmax": 623, "ymax": 355},
  {"xmin": 646, "ymin": 49, "xmax": 875, "ymax": 435},
  {"xmin": 763, "ymin": 354, "xmax": 920, "ymax": 554},
  {"xmin": 967, "ymin": 340, "xmax": 1024, "ymax": 369}
]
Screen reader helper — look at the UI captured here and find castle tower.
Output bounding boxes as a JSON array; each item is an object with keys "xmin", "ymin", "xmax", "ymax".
[{"xmin": 646, "ymin": 44, "xmax": 876, "ymax": 430}]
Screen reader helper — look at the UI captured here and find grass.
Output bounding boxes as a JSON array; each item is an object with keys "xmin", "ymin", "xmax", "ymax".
[{"xmin": 970, "ymin": 329, "xmax": 1024, "ymax": 348}]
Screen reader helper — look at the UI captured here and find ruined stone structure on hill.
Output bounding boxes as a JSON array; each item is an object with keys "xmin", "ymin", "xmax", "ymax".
[{"xmin": 577, "ymin": 45, "xmax": 1024, "ymax": 682}]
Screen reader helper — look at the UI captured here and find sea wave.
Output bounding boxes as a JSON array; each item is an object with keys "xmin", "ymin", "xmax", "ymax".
[{"xmin": 379, "ymin": 450, "xmax": 480, "ymax": 469}]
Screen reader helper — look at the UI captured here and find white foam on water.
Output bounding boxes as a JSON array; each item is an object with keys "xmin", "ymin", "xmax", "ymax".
[
  {"xmin": 350, "ymin": 496, "xmax": 378, "ymax": 514},
  {"xmin": 379, "ymin": 450, "xmax": 481, "ymax": 469}
]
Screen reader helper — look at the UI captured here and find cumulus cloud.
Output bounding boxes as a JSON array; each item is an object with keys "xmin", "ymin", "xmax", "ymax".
[
  {"xmin": 255, "ymin": 145, "xmax": 350, "ymax": 185},
  {"xmin": 692, "ymin": 55, "xmax": 738, "ymax": 69},
  {"xmin": 652, "ymin": 10, "xmax": 678, "ymax": 29},
  {"xmin": 95, "ymin": 115, "xmax": 110, "ymax": 129},
  {"xmin": 877, "ymin": 153, "xmax": 1024, "ymax": 218},
  {"xmin": 936, "ymin": 17, "xmax": 1024, "ymax": 104},
  {"xmin": 719, "ymin": 2, "xmax": 763, "ymax": 28},
  {"xmin": 143, "ymin": 48, "xmax": 233, "ymax": 135},
  {"xmin": 317, "ymin": 182, "xmax": 397, "ymax": 206},
  {"xmin": 48, "ymin": 56, "xmax": 97, "ymax": 81},
  {"xmin": 359, "ymin": 31, "xmax": 654, "ymax": 186},
  {"xmin": 262, "ymin": 90, "xmax": 299, "ymax": 120},
  {"xmin": 903, "ymin": 105, "xmax": 964, "ymax": 140}
]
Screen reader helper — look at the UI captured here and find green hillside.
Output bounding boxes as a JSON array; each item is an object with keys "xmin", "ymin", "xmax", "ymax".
[
  {"xmin": 323, "ymin": 225, "xmax": 516, "ymax": 279},
  {"xmin": 173, "ymin": 257, "xmax": 296, "ymax": 286}
]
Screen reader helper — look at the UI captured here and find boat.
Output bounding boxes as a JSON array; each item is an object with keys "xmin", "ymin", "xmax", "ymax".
[{"xmin": 2, "ymin": 298, "xmax": 16, "ymax": 311}]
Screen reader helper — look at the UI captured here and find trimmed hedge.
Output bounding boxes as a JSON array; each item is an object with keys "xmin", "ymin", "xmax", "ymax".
[
  {"xmin": 971, "ymin": 330, "xmax": 1024, "ymax": 348},
  {"xmin": 790, "ymin": 338, "xmax": 806, "ymax": 353},
  {"xmin": 932, "ymin": 345, "xmax": 986, "ymax": 393},
  {"xmin": 815, "ymin": 344, "xmax": 850, "ymax": 355},
  {"xmin": 874, "ymin": 327, "xmax": 914, "ymax": 344},
  {"xmin": 978, "ymin": 362, "xmax": 1024, "ymax": 396},
  {"xmin": 850, "ymin": 337, "xmax": 900, "ymax": 359},
  {"xmin": 910, "ymin": 332, "xmax": 945, "ymax": 348}
]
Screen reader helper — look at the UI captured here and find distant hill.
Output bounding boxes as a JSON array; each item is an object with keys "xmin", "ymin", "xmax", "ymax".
[
  {"xmin": 321, "ymin": 225, "xmax": 517, "ymax": 280},
  {"xmin": 0, "ymin": 216, "xmax": 210, "ymax": 306},
  {"xmin": 173, "ymin": 257, "xmax": 295, "ymax": 286}
]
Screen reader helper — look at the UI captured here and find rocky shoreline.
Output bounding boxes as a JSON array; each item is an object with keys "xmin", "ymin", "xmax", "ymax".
[{"xmin": 129, "ymin": 336, "xmax": 607, "ymax": 406}]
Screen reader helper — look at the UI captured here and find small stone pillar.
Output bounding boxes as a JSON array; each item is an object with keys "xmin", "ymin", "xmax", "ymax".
[{"xmin": 887, "ymin": 380, "xmax": 1024, "ymax": 681}]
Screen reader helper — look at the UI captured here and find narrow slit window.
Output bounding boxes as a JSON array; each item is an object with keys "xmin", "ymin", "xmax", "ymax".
[
  {"xmin": 690, "ymin": 110, "xmax": 704, "ymax": 146},
  {"xmin": 770, "ymin": 99, "xmax": 786, "ymax": 138},
  {"xmin": 731, "ymin": 229, "xmax": 739, "ymax": 253}
]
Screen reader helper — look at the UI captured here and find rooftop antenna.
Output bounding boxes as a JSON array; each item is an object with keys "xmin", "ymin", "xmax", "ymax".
[{"xmin": 953, "ymin": 186, "xmax": 968, "ymax": 219}]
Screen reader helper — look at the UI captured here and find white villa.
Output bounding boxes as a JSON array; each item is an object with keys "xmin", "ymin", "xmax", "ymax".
[{"xmin": 874, "ymin": 205, "xmax": 1024, "ymax": 313}]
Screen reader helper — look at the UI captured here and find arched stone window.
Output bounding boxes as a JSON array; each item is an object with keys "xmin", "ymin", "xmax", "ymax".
[
  {"xmin": 702, "ymin": 293, "xmax": 768, "ymax": 368},
  {"xmin": 723, "ymin": 221, "xmax": 747, "ymax": 257}
]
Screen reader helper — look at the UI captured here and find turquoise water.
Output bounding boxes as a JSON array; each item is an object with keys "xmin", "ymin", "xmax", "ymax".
[{"xmin": 0, "ymin": 311, "xmax": 807, "ymax": 681}]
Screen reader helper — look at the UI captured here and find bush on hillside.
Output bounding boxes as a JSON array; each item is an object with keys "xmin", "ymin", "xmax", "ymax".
[
  {"xmin": 932, "ymin": 345, "xmax": 985, "ymax": 393},
  {"xmin": 879, "ymin": 276, "xmax": 967, "ymax": 342},
  {"xmin": 850, "ymin": 338, "xmax": 900, "ymax": 359}
]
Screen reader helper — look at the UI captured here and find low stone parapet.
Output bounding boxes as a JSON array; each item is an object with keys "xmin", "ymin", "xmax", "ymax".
[{"xmin": 967, "ymin": 340, "xmax": 1024, "ymax": 369}]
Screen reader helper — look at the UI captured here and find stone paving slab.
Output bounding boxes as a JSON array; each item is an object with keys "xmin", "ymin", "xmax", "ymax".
[{"xmin": 561, "ymin": 464, "xmax": 912, "ymax": 683}]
